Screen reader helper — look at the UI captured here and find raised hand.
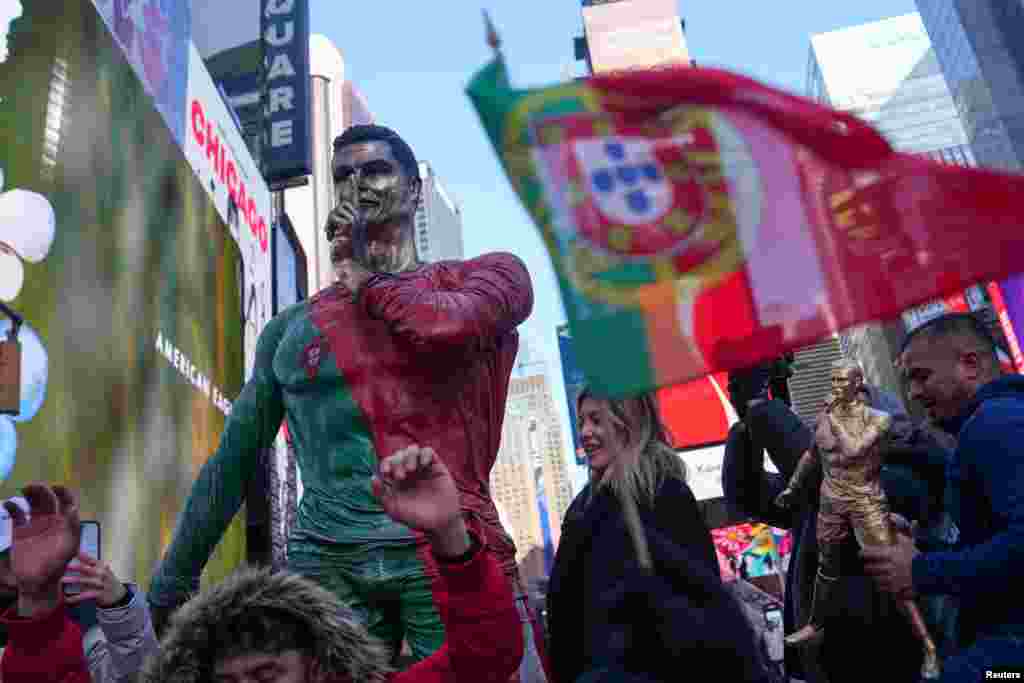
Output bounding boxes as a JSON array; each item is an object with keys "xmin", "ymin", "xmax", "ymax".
[
  {"xmin": 372, "ymin": 446, "xmax": 469, "ymax": 557},
  {"xmin": 61, "ymin": 552, "xmax": 128, "ymax": 608},
  {"xmin": 325, "ymin": 202, "xmax": 359, "ymax": 244},
  {"xmin": 7, "ymin": 484, "xmax": 81, "ymax": 597}
]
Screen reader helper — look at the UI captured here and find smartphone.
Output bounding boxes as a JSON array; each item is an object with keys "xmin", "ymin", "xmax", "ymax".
[
  {"xmin": 762, "ymin": 607, "xmax": 785, "ymax": 663},
  {"xmin": 64, "ymin": 521, "xmax": 100, "ymax": 596}
]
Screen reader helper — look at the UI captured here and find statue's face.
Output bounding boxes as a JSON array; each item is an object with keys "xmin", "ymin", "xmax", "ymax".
[
  {"xmin": 332, "ymin": 140, "xmax": 419, "ymax": 227},
  {"xmin": 331, "ymin": 140, "xmax": 421, "ymax": 273},
  {"xmin": 830, "ymin": 367, "xmax": 862, "ymax": 405}
]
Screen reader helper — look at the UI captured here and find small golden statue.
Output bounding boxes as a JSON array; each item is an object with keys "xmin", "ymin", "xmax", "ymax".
[{"xmin": 775, "ymin": 360, "xmax": 940, "ymax": 680}]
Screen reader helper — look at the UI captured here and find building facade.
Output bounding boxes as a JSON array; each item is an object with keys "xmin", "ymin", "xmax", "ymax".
[
  {"xmin": 914, "ymin": 0, "xmax": 1024, "ymax": 356},
  {"xmin": 915, "ymin": 0, "xmax": 1024, "ymax": 172},
  {"xmin": 281, "ymin": 34, "xmax": 345, "ymax": 297},
  {"xmin": 575, "ymin": 0, "xmax": 689, "ymax": 75},
  {"xmin": 808, "ymin": 13, "xmax": 973, "ymax": 161},
  {"xmin": 492, "ymin": 338, "xmax": 574, "ymax": 585},
  {"xmin": 414, "ymin": 161, "xmax": 463, "ymax": 263}
]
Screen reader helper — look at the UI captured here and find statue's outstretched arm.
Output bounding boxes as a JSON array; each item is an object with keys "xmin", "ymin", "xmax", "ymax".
[
  {"xmin": 148, "ymin": 313, "xmax": 288, "ymax": 609},
  {"xmin": 358, "ymin": 252, "xmax": 533, "ymax": 352}
]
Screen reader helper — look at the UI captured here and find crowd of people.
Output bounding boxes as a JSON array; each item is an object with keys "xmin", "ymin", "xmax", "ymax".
[
  {"xmin": 0, "ymin": 312, "xmax": 1020, "ymax": 682},
  {"xmin": 0, "ymin": 120, "xmax": 1020, "ymax": 683}
]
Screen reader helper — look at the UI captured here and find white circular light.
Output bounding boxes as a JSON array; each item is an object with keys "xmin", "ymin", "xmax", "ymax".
[
  {"xmin": 0, "ymin": 419, "xmax": 14, "ymax": 484},
  {"xmin": 0, "ymin": 189, "xmax": 56, "ymax": 263},
  {"xmin": 0, "ymin": 250, "xmax": 23, "ymax": 302}
]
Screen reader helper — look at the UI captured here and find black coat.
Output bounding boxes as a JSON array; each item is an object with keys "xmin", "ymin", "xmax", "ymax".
[
  {"xmin": 547, "ymin": 476, "xmax": 777, "ymax": 683},
  {"xmin": 723, "ymin": 398, "xmax": 954, "ymax": 683}
]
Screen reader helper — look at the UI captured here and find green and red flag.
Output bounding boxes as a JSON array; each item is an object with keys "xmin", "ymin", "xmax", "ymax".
[{"xmin": 468, "ymin": 56, "xmax": 1024, "ymax": 398}]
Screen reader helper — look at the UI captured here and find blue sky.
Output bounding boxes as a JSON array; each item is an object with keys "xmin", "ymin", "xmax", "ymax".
[{"xmin": 311, "ymin": 0, "xmax": 917, "ymax": 484}]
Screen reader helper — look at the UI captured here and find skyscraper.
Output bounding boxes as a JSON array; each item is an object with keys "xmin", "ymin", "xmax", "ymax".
[
  {"xmin": 808, "ymin": 13, "xmax": 973, "ymax": 161},
  {"xmin": 915, "ymin": 0, "xmax": 1024, "ymax": 172},
  {"xmin": 914, "ymin": 1, "xmax": 1024, "ymax": 361},
  {"xmin": 491, "ymin": 338, "xmax": 574, "ymax": 585},
  {"xmin": 414, "ymin": 162, "xmax": 463, "ymax": 263}
]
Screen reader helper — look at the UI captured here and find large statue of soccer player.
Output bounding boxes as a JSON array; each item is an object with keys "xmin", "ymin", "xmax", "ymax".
[{"xmin": 148, "ymin": 125, "xmax": 538, "ymax": 673}]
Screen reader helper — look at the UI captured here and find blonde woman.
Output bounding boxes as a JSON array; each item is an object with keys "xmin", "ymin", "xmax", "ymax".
[{"xmin": 546, "ymin": 389, "xmax": 776, "ymax": 683}]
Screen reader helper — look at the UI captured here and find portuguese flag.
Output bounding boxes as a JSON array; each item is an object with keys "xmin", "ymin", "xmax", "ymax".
[{"xmin": 467, "ymin": 55, "xmax": 1024, "ymax": 398}]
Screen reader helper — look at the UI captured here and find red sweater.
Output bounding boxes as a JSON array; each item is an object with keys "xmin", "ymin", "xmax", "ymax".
[
  {"xmin": 388, "ymin": 538, "xmax": 524, "ymax": 683},
  {"xmin": 0, "ymin": 596, "xmax": 91, "ymax": 682}
]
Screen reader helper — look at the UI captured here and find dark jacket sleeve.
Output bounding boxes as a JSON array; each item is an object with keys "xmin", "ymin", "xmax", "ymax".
[
  {"xmin": 881, "ymin": 421, "xmax": 951, "ymax": 527},
  {"xmin": 722, "ymin": 422, "xmax": 797, "ymax": 529},
  {"xmin": 913, "ymin": 400, "xmax": 1024, "ymax": 597},
  {"xmin": 360, "ymin": 252, "xmax": 533, "ymax": 353},
  {"xmin": 395, "ymin": 529, "xmax": 523, "ymax": 683},
  {"xmin": 611, "ymin": 525, "xmax": 779, "ymax": 683}
]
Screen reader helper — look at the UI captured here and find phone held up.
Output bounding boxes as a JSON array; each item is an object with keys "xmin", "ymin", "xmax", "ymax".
[{"xmin": 64, "ymin": 520, "xmax": 100, "ymax": 597}]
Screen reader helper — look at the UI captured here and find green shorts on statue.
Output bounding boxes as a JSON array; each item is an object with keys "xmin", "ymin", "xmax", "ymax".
[{"xmin": 287, "ymin": 538, "xmax": 444, "ymax": 661}]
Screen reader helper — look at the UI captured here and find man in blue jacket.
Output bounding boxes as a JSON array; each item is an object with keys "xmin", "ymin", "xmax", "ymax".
[{"xmin": 864, "ymin": 312, "xmax": 1024, "ymax": 681}]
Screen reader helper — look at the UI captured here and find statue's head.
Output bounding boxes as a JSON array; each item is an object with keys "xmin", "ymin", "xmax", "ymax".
[
  {"xmin": 830, "ymin": 360, "xmax": 864, "ymax": 406},
  {"xmin": 330, "ymin": 125, "xmax": 422, "ymax": 272}
]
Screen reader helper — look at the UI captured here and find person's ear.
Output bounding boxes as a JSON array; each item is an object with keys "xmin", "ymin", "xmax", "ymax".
[{"xmin": 959, "ymin": 350, "xmax": 982, "ymax": 381}]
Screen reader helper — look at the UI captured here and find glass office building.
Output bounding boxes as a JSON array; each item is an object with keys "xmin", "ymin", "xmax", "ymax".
[
  {"xmin": 807, "ymin": 13, "xmax": 973, "ymax": 162},
  {"xmin": 915, "ymin": 0, "xmax": 1024, "ymax": 172}
]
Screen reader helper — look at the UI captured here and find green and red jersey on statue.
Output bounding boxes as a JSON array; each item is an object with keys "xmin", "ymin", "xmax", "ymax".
[{"xmin": 149, "ymin": 252, "xmax": 533, "ymax": 657}]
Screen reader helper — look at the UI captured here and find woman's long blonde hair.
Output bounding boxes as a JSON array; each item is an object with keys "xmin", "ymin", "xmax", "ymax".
[{"xmin": 577, "ymin": 387, "xmax": 687, "ymax": 507}]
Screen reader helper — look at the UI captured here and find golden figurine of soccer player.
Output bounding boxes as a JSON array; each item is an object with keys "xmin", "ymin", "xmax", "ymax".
[{"xmin": 774, "ymin": 360, "xmax": 940, "ymax": 680}]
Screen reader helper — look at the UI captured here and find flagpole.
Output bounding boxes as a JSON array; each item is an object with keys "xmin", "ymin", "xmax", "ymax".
[
  {"xmin": 483, "ymin": 9, "xmax": 501, "ymax": 55},
  {"xmin": 481, "ymin": 6, "xmax": 654, "ymax": 572}
]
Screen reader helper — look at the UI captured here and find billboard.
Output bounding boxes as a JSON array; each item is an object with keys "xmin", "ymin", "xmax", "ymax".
[
  {"xmin": 657, "ymin": 371, "xmax": 735, "ymax": 449},
  {"xmin": 261, "ymin": 0, "xmax": 311, "ymax": 183},
  {"xmin": 988, "ymin": 281, "xmax": 1024, "ymax": 373},
  {"xmin": 91, "ymin": 0, "xmax": 192, "ymax": 147},
  {"xmin": 581, "ymin": 0, "xmax": 689, "ymax": 74},
  {"xmin": 188, "ymin": 0, "xmax": 312, "ymax": 184},
  {"xmin": 0, "ymin": 0, "xmax": 249, "ymax": 588}
]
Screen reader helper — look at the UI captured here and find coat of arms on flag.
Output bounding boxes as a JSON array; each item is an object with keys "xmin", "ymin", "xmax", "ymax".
[
  {"xmin": 468, "ymin": 41, "xmax": 1024, "ymax": 398},
  {"xmin": 531, "ymin": 109, "xmax": 747, "ymax": 308}
]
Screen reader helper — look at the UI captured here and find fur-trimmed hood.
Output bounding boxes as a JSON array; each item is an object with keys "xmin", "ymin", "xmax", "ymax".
[{"xmin": 141, "ymin": 565, "xmax": 392, "ymax": 683}]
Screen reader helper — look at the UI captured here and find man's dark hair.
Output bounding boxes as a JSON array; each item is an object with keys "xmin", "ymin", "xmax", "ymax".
[
  {"xmin": 333, "ymin": 124, "xmax": 420, "ymax": 181},
  {"xmin": 143, "ymin": 567, "xmax": 394, "ymax": 682},
  {"xmin": 899, "ymin": 312, "xmax": 1001, "ymax": 366}
]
